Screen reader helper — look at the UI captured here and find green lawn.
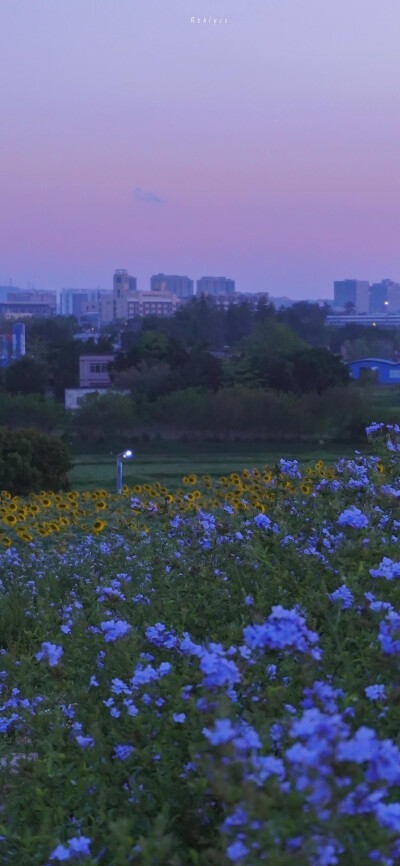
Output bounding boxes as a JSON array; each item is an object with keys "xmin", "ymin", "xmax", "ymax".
[{"xmin": 68, "ymin": 440, "xmax": 366, "ymax": 491}]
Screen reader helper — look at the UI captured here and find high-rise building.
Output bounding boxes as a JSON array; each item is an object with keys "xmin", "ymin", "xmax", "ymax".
[
  {"xmin": 367, "ymin": 279, "xmax": 400, "ymax": 314},
  {"xmin": 151, "ymin": 273, "xmax": 194, "ymax": 299},
  {"xmin": 196, "ymin": 276, "xmax": 235, "ymax": 297},
  {"xmin": 113, "ymin": 269, "xmax": 138, "ymax": 319},
  {"xmin": 333, "ymin": 279, "xmax": 369, "ymax": 313},
  {"xmin": 369, "ymin": 281, "xmax": 389, "ymax": 314},
  {"xmin": 386, "ymin": 281, "xmax": 400, "ymax": 313}
]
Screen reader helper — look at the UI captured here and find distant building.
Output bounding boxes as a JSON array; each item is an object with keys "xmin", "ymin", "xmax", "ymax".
[
  {"xmin": 333, "ymin": 279, "xmax": 369, "ymax": 313},
  {"xmin": 6, "ymin": 290, "xmax": 56, "ymax": 311},
  {"xmin": 65, "ymin": 387, "xmax": 128, "ymax": 410},
  {"xmin": 327, "ymin": 313, "xmax": 400, "ymax": 328},
  {"xmin": 236, "ymin": 291, "xmax": 270, "ymax": 310},
  {"xmin": 125, "ymin": 291, "xmax": 180, "ymax": 319},
  {"xmin": 151, "ymin": 273, "xmax": 194, "ymax": 299},
  {"xmin": 98, "ymin": 292, "xmax": 114, "ymax": 325},
  {"xmin": 0, "ymin": 301, "xmax": 54, "ymax": 319},
  {"xmin": 79, "ymin": 354, "xmax": 115, "ymax": 388},
  {"xmin": 387, "ymin": 281, "xmax": 400, "ymax": 314},
  {"xmin": 60, "ymin": 288, "xmax": 113, "ymax": 325},
  {"xmin": 112, "ymin": 269, "xmax": 180, "ymax": 320},
  {"xmin": 113, "ymin": 269, "xmax": 137, "ymax": 320},
  {"xmin": 346, "ymin": 358, "xmax": 400, "ymax": 384},
  {"xmin": 202, "ymin": 291, "xmax": 269, "ymax": 312},
  {"xmin": 60, "ymin": 288, "xmax": 98, "ymax": 317},
  {"xmin": 367, "ymin": 279, "xmax": 400, "ymax": 314},
  {"xmin": 196, "ymin": 276, "xmax": 235, "ymax": 297},
  {"xmin": 0, "ymin": 285, "xmax": 22, "ymax": 302}
]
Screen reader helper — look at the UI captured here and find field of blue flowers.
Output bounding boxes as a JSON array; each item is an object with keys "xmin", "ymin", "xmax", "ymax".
[{"xmin": 2, "ymin": 423, "xmax": 400, "ymax": 865}]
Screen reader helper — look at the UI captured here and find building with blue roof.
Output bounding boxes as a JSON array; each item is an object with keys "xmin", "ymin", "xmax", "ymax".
[{"xmin": 346, "ymin": 358, "xmax": 400, "ymax": 384}]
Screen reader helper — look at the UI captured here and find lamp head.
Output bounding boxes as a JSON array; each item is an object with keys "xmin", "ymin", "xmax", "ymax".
[{"xmin": 123, "ymin": 449, "xmax": 132, "ymax": 459}]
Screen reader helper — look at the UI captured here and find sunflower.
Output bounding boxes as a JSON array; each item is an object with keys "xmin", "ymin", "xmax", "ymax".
[
  {"xmin": 93, "ymin": 519, "xmax": 107, "ymax": 533},
  {"xmin": 29, "ymin": 504, "xmax": 40, "ymax": 516},
  {"xmin": 164, "ymin": 494, "xmax": 174, "ymax": 504},
  {"xmin": 376, "ymin": 462, "xmax": 384, "ymax": 474},
  {"xmin": 8, "ymin": 502, "xmax": 18, "ymax": 513},
  {"xmin": 41, "ymin": 498, "xmax": 52, "ymax": 508},
  {"xmin": 37, "ymin": 527, "xmax": 49, "ymax": 537},
  {"xmin": 95, "ymin": 500, "xmax": 107, "ymax": 511},
  {"xmin": 18, "ymin": 531, "xmax": 33, "ymax": 543},
  {"xmin": 4, "ymin": 514, "xmax": 17, "ymax": 527},
  {"xmin": 0, "ymin": 491, "xmax": 11, "ymax": 500},
  {"xmin": 263, "ymin": 472, "xmax": 273, "ymax": 483},
  {"xmin": 300, "ymin": 483, "xmax": 311, "ymax": 495},
  {"xmin": 0, "ymin": 536, "xmax": 11, "ymax": 547}
]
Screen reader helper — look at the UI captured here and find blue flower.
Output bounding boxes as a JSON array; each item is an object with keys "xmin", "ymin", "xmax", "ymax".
[
  {"xmin": 370, "ymin": 557, "xmax": 400, "ymax": 581},
  {"xmin": 328, "ymin": 585, "xmax": 354, "ymax": 609},
  {"xmin": 35, "ymin": 642, "xmax": 63, "ymax": 668},
  {"xmin": 113, "ymin": 744, "xmax": 134, "ymax": 761},
  {"xmin": 100, "ymin": 619, "xmax": 131, "ymax": 642},
  {"xmin": 365, "ymin": 684, "xmax": 386, "ymax": 701},
  {"xmin": 254, "ymin": 513, "xmax": 271, "ymax": 530},
  {"xmin": 337, "ymin": 506, "xmax": 368, "ymax": 529},
  {"xmin": 173, "ymin": 713, "xmax": 186, "ymax": 723},
  {"xmin": 226, "ymin": 839, "xmax": 249, "ymax": 861},
  {"xmin": 203, "ymin": 719, "xmax": 235, "ymax": 745},
  {"xmin": 49, "ymin": 836, "xmax": 91, "ymax": 861}
]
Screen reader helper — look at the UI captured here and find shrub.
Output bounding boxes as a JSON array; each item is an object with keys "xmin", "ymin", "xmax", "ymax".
[{"xmin": 0, "ymin": 427, "xmax": 72, "ymax": 495}]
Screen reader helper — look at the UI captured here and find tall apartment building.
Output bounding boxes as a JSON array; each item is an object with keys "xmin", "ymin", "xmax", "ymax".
[
  {"xmin": 151, "ymin": 273, "xmax": 194, "ymax": 299},
  {"xmin": 333, "ymin": 279, "xmax": 369, "ymax": 313},
  {"xmin": 196, "ymin": 276, "xmax": 235, "ymax": 297},
  {"xmin": 367, "ymin": 279, "xmax": 400, "ymax": 315},
  {"xmin": 369, "ymin": 281, "xmax": 389, "ymax": 314}
]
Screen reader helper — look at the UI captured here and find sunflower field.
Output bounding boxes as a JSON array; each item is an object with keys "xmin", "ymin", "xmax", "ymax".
[{"xmin": 1, "ymin": 423, "xmax": 400, "ymax": 865}]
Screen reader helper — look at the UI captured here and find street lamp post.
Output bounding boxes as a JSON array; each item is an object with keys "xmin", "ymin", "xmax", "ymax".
[{"xmin": 116, "ymin": 449, "xmax": 133, "ymax": 495}]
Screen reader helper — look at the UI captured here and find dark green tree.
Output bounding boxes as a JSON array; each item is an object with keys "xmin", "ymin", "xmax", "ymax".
[{"xmin": 4, "ymin": 356, "xmax": 48, "ymax": 396}]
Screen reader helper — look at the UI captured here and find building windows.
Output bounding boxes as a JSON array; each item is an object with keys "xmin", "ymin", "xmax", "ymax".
[{"xmin": 90, "ymin": 363, "xmax": 108, "ymax": 373}]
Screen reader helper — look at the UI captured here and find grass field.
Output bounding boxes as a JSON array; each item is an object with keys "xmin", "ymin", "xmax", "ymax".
[{"xmin": 68, "ymin": 439, "xmax": 367, "ymax": 491}]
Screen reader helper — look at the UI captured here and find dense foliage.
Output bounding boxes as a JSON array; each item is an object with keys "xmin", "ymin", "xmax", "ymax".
[
  {"xmin": 0, "ymin": 427, "xmax": 72, "ymax": 495},
  {"xmin": 1, "ymin": 425, "xmax": 400, "ymax": 863}
]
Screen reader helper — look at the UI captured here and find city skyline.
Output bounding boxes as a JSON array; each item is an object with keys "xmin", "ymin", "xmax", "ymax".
[{"xmin": 1, "ymin": 1, "xmax": 400, "ymax": 297}]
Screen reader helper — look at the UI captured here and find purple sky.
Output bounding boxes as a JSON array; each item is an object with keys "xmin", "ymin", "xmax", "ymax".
[{"xmin": 1, "ymin": 0, "xmax": 400, "ymax": 298}]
